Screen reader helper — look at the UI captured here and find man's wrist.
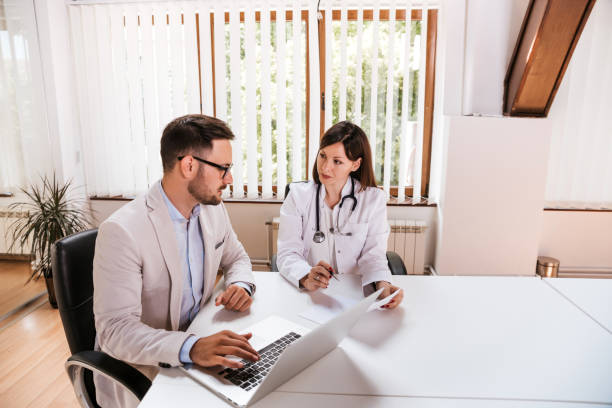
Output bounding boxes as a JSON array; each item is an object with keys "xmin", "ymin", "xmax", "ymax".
[
  {"xmin": 179, "ymin": 335, "xmax": 199, "ymax": 364},
  {"xmin": 233, "ymin": 281, "xmax": 254, "ymax": 296}
]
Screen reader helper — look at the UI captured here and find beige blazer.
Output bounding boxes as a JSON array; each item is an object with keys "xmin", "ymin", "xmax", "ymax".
[{"xmin": 92, "ymin": 182, "xmax": 254, "ymax": 407}]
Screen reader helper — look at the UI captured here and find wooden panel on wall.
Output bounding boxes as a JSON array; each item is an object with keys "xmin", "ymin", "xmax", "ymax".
[{"xmin": 504, "ymin": 0, "xmax": 596, "ymax": 117}]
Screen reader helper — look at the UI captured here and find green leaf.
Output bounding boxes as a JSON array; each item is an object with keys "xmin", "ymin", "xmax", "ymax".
[{"xmin": 6, "ymin": 174, "xmax": 92, "ymax": 281}]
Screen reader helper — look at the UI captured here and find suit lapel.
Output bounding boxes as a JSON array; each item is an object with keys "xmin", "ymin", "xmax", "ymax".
[
  {"xmin": 199, "ymin": 207, "xmax": 218, "ymax": 303},
  {"xmin": 146, "ymin": 183, "xmax": 183, "ymax": 331}
]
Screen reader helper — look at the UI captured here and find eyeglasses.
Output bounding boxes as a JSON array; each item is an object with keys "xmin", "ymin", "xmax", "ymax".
[{"xmin": 177, "ymin": 155, "xmax": 233, "ymax": 178}]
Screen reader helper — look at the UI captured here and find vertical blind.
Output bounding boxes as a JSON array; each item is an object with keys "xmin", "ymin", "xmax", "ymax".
[
  {"xmin": 0, "ymin": 0, "xmax": 50, "ymax": 192},
  {"xmin": 68, "ymin": 0, "xmax": 436, "ymax": 202},
  {"xmin": 546, "ymin": 0, "xmax": 612, "ymax": 209},
  {"xmin": 322, "ymin": 0, "xmax": 431, "ymax": 202}
]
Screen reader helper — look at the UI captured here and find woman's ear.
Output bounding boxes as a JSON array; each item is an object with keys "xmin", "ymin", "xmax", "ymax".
[{"xmin": 351, "ymin": 158, "xmax": 362, "ymax": 172}]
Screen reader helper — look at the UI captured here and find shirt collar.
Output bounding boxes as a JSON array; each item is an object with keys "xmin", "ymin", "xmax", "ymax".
[{"xmin": 159, "ymin": 182, "xmax": 200, "ymax": 221}]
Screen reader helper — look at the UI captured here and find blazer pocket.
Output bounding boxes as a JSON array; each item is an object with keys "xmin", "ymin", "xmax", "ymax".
[{"xmin": 214, "ymin": 238, "xmax": 225, "ymax": 250}]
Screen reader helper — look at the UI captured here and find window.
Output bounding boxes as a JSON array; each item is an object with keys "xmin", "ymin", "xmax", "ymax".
[
  {"xmin": 68, "ymin": 1, "xmax": 438, "ymax": 203},
  {"xmin": 321, "ymin": 8, "xmax": 438, "ymax": 201},
  {"xmin": 0, "ymin": 0, "xmax": 49, "ymax": 193}
]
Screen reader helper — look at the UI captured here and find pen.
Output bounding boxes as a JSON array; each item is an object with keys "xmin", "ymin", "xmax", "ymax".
[{"xmin": 328, "ymin": 266, "xmax": 340, "ymax": 281}]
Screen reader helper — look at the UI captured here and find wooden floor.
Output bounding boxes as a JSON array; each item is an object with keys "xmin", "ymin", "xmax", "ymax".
[
  {"xmin": 0, "ymin": 261, "xmax": 46, "ymax": 319},
  {"xmin": 0, "ymin": 261, "xmax": 79, "ymax": 407}
]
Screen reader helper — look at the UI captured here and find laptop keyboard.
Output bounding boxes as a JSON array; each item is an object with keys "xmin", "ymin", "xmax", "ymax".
[{"xmin": 218, "ymin": 332, "xmax": 302, "ymax": 391}]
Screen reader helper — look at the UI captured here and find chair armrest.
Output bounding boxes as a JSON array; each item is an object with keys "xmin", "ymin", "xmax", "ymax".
[
  {"xmin": 65, "ymin": 350, "xmax": 152, "ymax": 406},
  {"xmin": 386, "ymin": 251, "xmax": 407, "ymax": 275}
]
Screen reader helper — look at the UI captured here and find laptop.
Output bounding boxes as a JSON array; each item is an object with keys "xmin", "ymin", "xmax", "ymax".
[{"xmin": 179, "ymin": 288, "xmax": 383, "ymax": 407}]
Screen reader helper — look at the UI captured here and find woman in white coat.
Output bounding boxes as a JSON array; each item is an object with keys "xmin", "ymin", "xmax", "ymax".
[{"xmin": 277, "ymin": 121, "xmax": 403, "ymax": 309}]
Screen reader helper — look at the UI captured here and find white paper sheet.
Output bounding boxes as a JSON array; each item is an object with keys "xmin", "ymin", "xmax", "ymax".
[
  {"xmin": 367, "ymin": 288, "xmax": 401, "ymax": 312},
  {"xmin": 298, "ymin": 276, "xmax": 402, "ymax": 324},
  {"xmin": 298, "ymin": 293, "xmax": 359, "ymax": 324}
]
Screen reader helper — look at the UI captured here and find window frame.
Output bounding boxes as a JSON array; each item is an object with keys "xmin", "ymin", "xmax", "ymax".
[
  {"xmin": 318, "ymin": 9, "xmax": 437, "ymax": 201},
  {"xmin": 92, "ymin": 7, "xmax": 437, "ymax": 203}
]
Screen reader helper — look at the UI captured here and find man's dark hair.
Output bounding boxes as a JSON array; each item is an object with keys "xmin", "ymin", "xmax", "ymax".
[{"xmin": 160, "ymin": 114, "xmax": 234, "ymax": 173}]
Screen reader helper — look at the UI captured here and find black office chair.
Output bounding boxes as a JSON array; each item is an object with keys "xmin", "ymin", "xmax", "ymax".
[
  {"xmin": 52, "ymin": 229, "xmax": 151, "ymax": 408},
  {"xmin": 270, "ymin": 182, "xmax": 407, "ymax": 275}
]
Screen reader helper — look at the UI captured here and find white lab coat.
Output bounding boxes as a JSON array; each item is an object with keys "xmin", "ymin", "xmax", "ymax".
[{"xmin": 277, "ymin": 178, "xmax": 391, "ymax": 289}]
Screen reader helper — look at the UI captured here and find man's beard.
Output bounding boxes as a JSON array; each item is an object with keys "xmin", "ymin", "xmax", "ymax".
[{"xmin": 188, "ymin": 177, "xmax": 226, "ymax": 205}]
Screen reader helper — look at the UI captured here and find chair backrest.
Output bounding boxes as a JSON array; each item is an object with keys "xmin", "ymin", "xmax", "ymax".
[
  {"xmin": 52, "ymin": 229, "xmax": 99, "ymax": 355},
  {"xmin": 284, "ymin": 181, "xmax": 308, "ymax": 199}
]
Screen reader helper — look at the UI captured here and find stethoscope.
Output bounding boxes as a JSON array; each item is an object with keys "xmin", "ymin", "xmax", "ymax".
[{"xmin": 313, "ymin": 177, "xmax": 358, "ymax": 243}]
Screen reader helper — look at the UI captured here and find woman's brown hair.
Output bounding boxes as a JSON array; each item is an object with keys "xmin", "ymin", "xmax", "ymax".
[{"xmin": 312, "ymin": 121, "xmax": 377, "ymax": 191}]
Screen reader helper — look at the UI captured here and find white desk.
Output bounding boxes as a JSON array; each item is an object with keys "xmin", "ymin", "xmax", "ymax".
[
  {"xmin": 139, "ymin": 273, "xmax": 612, "ymax": 407},
  {"xmin": 544, "ymin": 277, "xmax": 612, "ymax": 333}
]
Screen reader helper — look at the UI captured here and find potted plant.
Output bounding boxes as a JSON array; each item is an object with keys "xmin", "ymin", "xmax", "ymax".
[{"xmin": 8, "ymin": 174, "xmax": 91, "ymax": 308}]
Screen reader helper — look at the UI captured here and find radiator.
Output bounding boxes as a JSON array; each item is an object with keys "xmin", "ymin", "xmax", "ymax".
[
  {"xmin": 0, "ymin": 209, "xmax": 31, "ymax": 256},
  {"xmin": 388, "ymin": 219, "xmax": 427, "ymax": 275},
  {"xmin": 268, "ymin": 217, "xmax": 427, "ymax": 275}
]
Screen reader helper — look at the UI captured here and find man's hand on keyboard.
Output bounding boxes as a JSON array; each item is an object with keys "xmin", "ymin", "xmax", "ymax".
[
  {"xmin": 190, "ymin": 330, "xmax": 260, "ymax": 368},
  {"xmin": 215, "ymin": 284, "xmax": 253, "ymax": 312}
]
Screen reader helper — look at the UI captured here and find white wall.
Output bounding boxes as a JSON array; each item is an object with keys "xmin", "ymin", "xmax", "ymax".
[
  {"xmin": 435, "ymin": 0, "xmax": 612, "ymax": 276},
  {"xmin": 540, "ymin": 211, "xmax": 612, "ymax": 272},
  {"xmin": 461, "ymin": 0, "xmax": 530, "ymax": 115},
  {"xmin": 90, "ymin": 200, "xmax": 438, "ymax": 266},
  {"xmin": 439, "ymin": 0, "xmax": 466, "ymax": 116},
  {"xmin": 435, "ymin": 116, "xmax": 551, "ymax": 276},
  {"xmin": 228, "ymin": 203, "xmax": 438, "ymax": 265}
]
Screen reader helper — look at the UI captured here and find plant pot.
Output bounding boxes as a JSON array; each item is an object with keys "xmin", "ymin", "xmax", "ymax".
[{"xmin": 45, "ymin": 276, "xmax": 58, "ymax": 309}]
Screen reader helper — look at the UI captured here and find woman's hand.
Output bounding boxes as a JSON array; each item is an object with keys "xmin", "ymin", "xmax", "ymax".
[
  {"xmin": 299, "ymin": 260, "xmax": 333, "ymax": 291},
  {"xmin": 376, "ymin": 281, "xmax": 403, "ymax": 309}
]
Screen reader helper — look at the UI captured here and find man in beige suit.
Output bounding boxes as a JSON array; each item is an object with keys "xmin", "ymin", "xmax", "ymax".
[{"xmin": 93, "ymin": 114, "xmax": 260, "ymax": 407}]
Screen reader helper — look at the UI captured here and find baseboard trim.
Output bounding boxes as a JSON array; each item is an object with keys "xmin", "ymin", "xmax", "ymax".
[
  {"xmin": 558, "ymin": 266, "xmax": 612, "ymax": 279},
  {"xmin": 0, "ymin": 254, "xmax": 33, "ymax": 262}
]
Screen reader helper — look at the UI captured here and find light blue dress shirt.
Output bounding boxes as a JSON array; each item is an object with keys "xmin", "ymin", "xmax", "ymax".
[{"xmin": 159, "ymin": 183, "xmax": 251, "ymax": 364}]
